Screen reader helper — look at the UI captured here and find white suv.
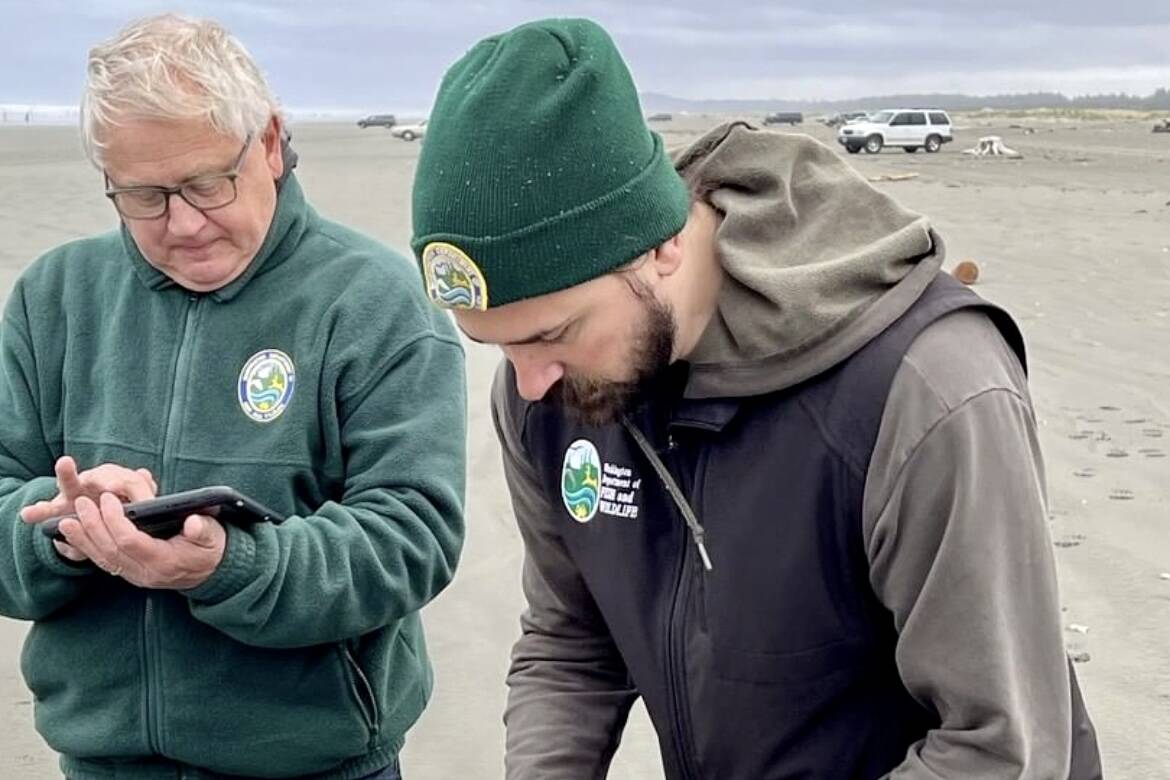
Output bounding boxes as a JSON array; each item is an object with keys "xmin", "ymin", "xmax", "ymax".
[
  {"xmin": 390, "ymin": 120, "xmax": 427, "ymax": 141},
  {"xmin": 837, "ymin": 109, "xmax": 953, "ymax": 154}
]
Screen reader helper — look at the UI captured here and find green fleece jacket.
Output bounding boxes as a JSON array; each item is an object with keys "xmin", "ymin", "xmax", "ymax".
[{"xmin": 0, "ymin": 174, "xmax": 466, "ymax": 779}]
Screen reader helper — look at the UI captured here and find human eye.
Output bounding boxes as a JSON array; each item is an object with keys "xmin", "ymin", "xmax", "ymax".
[
  {"xmin": 183, "ymin": 176, "xmax": 231, "ymax": 202},
  {"xmin": 541, "ymin": 322, "xmax": 573, "ymax": 344},
  {"xmin": 121, "ymin": 188, "xmax": 166, "ymax": 208}
]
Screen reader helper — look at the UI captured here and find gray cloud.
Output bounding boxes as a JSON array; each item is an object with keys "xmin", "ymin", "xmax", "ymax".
[{"xmin": 1, "ymin": 0, "xmax": 1166, "ymax": 110}]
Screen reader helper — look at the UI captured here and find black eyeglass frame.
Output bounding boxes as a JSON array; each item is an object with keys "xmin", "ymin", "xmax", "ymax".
[{"xmin": 103, "ymin": 133, "xmax": 255, "ymax": 220}]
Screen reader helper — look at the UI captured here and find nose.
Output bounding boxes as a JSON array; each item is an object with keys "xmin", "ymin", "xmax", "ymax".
[
  {"xmin": 504, "ymin": 347, "xmax": 565, "ymax": 401},
  {"xmin": 166, "ymin": 192, "xmax": 208, "ymax": 237}
]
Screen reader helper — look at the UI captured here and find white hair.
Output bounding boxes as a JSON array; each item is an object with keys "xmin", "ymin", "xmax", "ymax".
[{"xmin": 80, "ymin": 14, "xmax": 281, "ymax": 167}]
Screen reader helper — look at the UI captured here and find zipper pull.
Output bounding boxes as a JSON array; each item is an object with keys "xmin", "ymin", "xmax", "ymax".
[
  {"xmin": 620, "ymin": 414, "xmax": 712, "ymax": 572},
  {"xmin": 693, "ymin": 528, "xmax": 713, "ymax": 572}
]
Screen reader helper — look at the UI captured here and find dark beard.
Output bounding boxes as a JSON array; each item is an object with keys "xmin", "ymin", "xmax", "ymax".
[{"xmin": 548, "ymin": 281, "xmax": 676, "ymax": 427}]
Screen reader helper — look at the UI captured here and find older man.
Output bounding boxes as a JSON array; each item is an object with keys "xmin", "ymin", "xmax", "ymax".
[
  {"xmin": 411, "ymin": 18, "xmax": 1100, "ymax": 780},
  {"xmin": 0, "ymin": 14, "xmax": 465, "ymax": 780}
]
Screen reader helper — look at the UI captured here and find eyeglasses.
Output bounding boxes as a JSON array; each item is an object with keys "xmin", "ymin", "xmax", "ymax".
[{"xmin": 104, "ymin": 134, "xmax": 254, "ymax": 220}]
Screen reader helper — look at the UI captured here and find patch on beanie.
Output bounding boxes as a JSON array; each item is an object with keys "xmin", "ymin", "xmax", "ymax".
[{"xmin": 422, "ymin": 242, "xmax": 489, "ymax": 310}]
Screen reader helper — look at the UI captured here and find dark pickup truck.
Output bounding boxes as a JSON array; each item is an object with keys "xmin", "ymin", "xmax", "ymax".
[{"xmin": 763, "ymin": 111, "xmax": 803, "ymax": 126}]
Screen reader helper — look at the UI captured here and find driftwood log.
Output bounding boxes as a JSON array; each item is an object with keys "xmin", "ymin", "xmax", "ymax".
[{"xmin": 963, "ymin": 136, "xmax": 1022, "ymax": 157}]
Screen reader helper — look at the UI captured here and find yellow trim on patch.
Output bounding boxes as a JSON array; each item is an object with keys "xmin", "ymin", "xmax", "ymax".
[{"xmin": 422, "ymin": 241, "xmax": 489, "ymax": 311}]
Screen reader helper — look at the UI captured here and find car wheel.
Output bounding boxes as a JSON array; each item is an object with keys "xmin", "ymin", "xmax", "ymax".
[
  {"xmin": 904, "ymin": 146, "xmax": 919, "ymax": 153},
  {"xmin": 864, "ymin": 135, "xmax": 883, "ymax": 154},
  {"xmin": 402, "ymin": 131, "xmax": 416, "ymax": 141},
  {"xmin": 924, "ymin": 135, "xmax": 942, "ymax": 153},
  {"xmin": 846, "ymin": 144, "xmax": 861, "ymax": 154}
]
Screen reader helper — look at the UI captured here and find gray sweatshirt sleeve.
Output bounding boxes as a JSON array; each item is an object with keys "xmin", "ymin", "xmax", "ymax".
[
  {"xmin": 492, "ymin": 364, "xmax": 639, "ymax": 779},
  {"xmin": 864, "ymin": 310, "xmax": 1075, "ymax": 779}
]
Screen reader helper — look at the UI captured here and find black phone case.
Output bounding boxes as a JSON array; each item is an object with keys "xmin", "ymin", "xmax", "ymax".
[{"xmin": 40, "ymin": 485, "xmax": 284, "ymax": 541}]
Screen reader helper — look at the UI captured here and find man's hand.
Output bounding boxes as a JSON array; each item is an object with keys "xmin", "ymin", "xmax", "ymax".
[
  {"xmin": 20, "ymin": 456, "xmax": 158, "ymax": 523},
  {"xmin": 52, "ymin": 492, "xmax": 227, "ymax": 590},
  {"xmin": 20, "ymin": 456, "xmax": 159, "ymax": 563}
]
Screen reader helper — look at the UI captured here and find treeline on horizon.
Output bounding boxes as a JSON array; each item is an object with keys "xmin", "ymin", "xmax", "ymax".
[{"xmin": 641, "ymin": 87, "xmax": 1170, "ymax": 113}]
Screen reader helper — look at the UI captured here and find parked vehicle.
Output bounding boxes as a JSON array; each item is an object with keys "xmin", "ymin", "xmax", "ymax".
[
  {"xmin": 763, "ymin": 111, "xmax": 803, "ymax": 126},
  {"xmin": 837, "ymin": 109, "xmax": 953, "ymax": 154},
  {"xmin": 390, "ymin": 120, "xmax": 428, "ymax": 141},
  {"xmin": 821, "ymin": 111, "xmax": 869, "ymax": 127},
  {"xmin": 646, "ymin": 113, "xmax": 672, "ymax": 122},
  {"xmin": 1153, "ymin": 119, "xmax": 1170, "ymax": 134},
  {"xmin": 357, "ymin": 114, "xmax": 397, "ymax": 129}
]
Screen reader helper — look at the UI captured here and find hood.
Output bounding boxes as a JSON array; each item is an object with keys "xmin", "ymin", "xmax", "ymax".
[{"xmin": 673, "ymin": 122, "xmax": 944, "ymax": 399}]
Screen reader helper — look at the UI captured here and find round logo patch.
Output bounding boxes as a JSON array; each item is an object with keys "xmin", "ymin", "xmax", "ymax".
[
  {"xmin": 561, "ymin": 439, "xmax": 602, "ymax": 523},
  {"xmin": 238, "ymin": 349, "xmax": 296, "ymax": 423},
  {"xmin": 422, "ymin": 242, "xmax": 489, "ymax": 311}
]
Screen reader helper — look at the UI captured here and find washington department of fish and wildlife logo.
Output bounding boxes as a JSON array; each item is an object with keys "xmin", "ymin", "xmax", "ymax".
[
  {"xmin": 238, "ymin": 349, "xmax": 296, "ymax": 423},
  {"xmin": 561, "ymin": 439, "xmax": 602, "ymax": 523},
  {"xmin": 422, "ymin": 242, "xmax": 489, "ymax": 311}
]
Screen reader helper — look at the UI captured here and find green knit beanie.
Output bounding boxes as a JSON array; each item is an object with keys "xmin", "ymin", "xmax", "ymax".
[{"xmin": 411, "ymin": 18, "xmax": 691, "ymax": 310}]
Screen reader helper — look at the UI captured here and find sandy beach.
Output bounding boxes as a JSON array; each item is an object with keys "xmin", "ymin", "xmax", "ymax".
[{"xmin": 1, "ymin": 116, "xmax": 1167, "ymax": 777}]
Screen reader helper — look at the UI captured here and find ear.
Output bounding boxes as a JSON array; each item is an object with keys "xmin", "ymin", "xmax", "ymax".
[
  {"xmin": 649, "ymin": 231, "xmax": 685, "ymax": 279},
  {"xmin": 262, "ymin": 114, "xmax": 285, "ymax": 180}
]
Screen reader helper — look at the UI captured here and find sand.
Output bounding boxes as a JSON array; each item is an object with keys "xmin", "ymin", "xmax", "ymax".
[{"xmin": 0, "ymin": 116, "xmax": 1167, "ymax": 777}]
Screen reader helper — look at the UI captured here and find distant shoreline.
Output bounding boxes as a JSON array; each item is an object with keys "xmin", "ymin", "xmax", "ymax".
[
  {"xmin": 0, "ymin": 104, "xmax": 434, "ymax": 126},
  {"xmin": 6, "ymin": 87, "xmax": 1168, "ymax": 127}
]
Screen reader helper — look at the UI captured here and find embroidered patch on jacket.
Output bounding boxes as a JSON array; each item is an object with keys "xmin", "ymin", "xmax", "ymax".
[
  {"xmin": 561, "ymin": 439, "xmax": 643, "ymax": 522},
  {"xmin": 238, "ymin": 349, "xmax": 296, "ymax": 423},
  {"xmin": 422, "ymin": 242, "xmax": 489, "ymax": 310},
  {"xmin": 562, "ymin": 439, "xmax": 602, "ymax": 522}
]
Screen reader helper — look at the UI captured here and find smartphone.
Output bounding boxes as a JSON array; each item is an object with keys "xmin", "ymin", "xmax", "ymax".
[{"xmin": 39, "ymin": 486, "xmax": 285, "ymax": 541}]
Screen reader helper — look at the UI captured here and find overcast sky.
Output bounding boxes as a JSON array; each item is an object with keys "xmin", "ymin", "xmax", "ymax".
[{"xmin": 1, "ymin": 0, "xmax": 1167, "ymax": 113}]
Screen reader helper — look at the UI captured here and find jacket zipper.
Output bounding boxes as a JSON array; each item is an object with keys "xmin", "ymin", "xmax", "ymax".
[
  {"xmin": 624, "ymin": 420, "xmax": 706, "ymax": 779},
  {"xmin": 142, "ymin": 293, "xmax": 202, "ymax": 753},
  {"xmin": 665, "ymin": 529, "xmax": 702, "ymax": 779},
  {"xmin": 664, "ymin": 433, "xmax": 703, "ymax": 780},
  {"xmin": 342, "ymin": 644, "xmax": 380, "ymax": 748},
  {"xmin": 161, "ymin": 295, "xmax": 200, "ymax": 486},
  {"xmin": 142, "ymin": 596, "xmax": 164, "ymax": 753}
]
